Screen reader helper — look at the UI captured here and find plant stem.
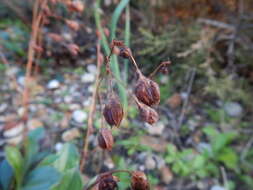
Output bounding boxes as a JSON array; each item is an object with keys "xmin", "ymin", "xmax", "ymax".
[{"xmin": 80, "ymin": 39, "xmax": 103, "ymax": 172}]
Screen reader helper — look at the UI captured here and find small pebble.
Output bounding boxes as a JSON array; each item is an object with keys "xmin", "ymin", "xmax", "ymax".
[
  {"xmin": 4, "ymin": 123, "xmax": 24, "ymax": 138},
  {"xmin": 87, "ymin": 64, "xmax": 97, "ymax": 74},
  {"xmin": 47, "ymin": 80, "xmax": 60, "ymax": 89},
  {"xmin": 55, "ymin": 142, "xmax": 63, "ymax": 152},
  {"xmin": 72, "ymin": 110, "xmax": 87, "ymax": 123},
  {"xmin": 145, "ymin": 155, "xmax": 156, "ymax": 170},
  {"xmin": 146, "ymin": 121, "xmax": 165, "ymax": 135},
  {"xmin": 211, "ymin": 185, "xmax": 226, "ymax": 190},
  {"xmin": 81, "ymin": 73, "xmax": 95, "ymax": 83},
  {"xmin": 17, "ymin": 76, "xmax": 25, "ymax": 86},
  {"xmin": 224, "ymin": 102, "xmax": 243, "ymax": 117}
]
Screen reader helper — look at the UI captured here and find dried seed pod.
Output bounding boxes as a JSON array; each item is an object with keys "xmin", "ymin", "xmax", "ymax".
[
  {"xmin": 135, "ymin": 74, "xmax": 160, "ymax": 106},
  {"xmin": 98, "ymin": 174, "xmax": 118, "ymax": 190},
  {"xmin": 103, "ymin": 95, "xmax": 123, "ymax": 127},
  {"xmin": 65, "ymin": 20, "xmax": 80, "ymax": 31},
  {"xmin": 97, "ymin": 128, "xmax": 114, "ymax": 150},
  {"xmin": 67, "ymin": 0, "xmax": 84, "ymax": 12},
  {"xmin": 119, "ymin": 47, "xmax": 132, "ymax": 59},
  {"xmin": 136, "ymin": 99, "xmax": 159, "ymax": 124},
  {"xmin": 131, "ymin": 171, "xmax": 150, "ymax": 190}
]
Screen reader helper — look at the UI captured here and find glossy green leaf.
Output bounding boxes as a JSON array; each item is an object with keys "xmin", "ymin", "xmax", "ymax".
[
  {"xmin": 52, "ymin": 168, "xmax": 82, "ymax": 190},
  {"xmin": 22, "ymin": 166, "xmax": 60, "ymax": 190},
  {"xmin": 53, "ymin": 143, "xmax": 79, "ymax": 172},
  {"xmin": 0, "ymin": 159, "xmax": 13, "ymax": 190},
  {"xmin": 5, "ymin": 146, "xmax": 24, "ymax": 187}
]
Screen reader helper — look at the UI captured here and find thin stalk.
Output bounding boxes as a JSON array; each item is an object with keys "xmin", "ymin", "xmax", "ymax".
[
  {"xmin": 123, "ymin": 4, "xmax": 130, "ymax": 84},
  {"xmin": 80, "ymin": 39, "xmax": 103, "ymax": 171}
]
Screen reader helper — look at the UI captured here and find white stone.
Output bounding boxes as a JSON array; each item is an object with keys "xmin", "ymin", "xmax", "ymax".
[
  {"xmin": 145, "ymin": 155, "xmax": 156, "ymax": 170},
  {"xmin": 6, "ymin": 135, "xmax": 23, "ymax": 145},
  {"xmin": 62, "ymin": 32, "xmax": 72, "ymax": 41},
  {"xmin": 146, "ymin": 121, "xmax": 165, "ymax": 135},
  {"xmin": 4, "ymin": 123, "xmax": 24, "ymax": 138},
  {"xmin": 72, "ymin": 110, "xmax": 87, "ymax": 123},
  {"xmin": 69, "ymin": 104, "xmax": 81, "ymax": 111},
  {"xmin": 88, "ymin": 85, "xmax": 94, "ymax": 93},
  {"xmin": 211, "ymin": 185, "xmax": 226, "ymax": 190},
  {"xmin": 224, "ymin": 102, "xmax": 243, "ymax": 117},
  {"xmin": 83, "ymin": 98, "xmax": 92, "ymax": 107},
  {"xmin": 47, "ymin": 80, "xmax": 60, "ymax": 89},
  {"xmin": 160, "ymin": 75, "xmax": 168, "ymax": 84},
  {"xmin": 81, "ymin": 73, "xmax": 95, "ymax": 83},
  {"xmin": 55, "ymin": 142, "xmax": 63, "ymax": 152},
  {"xmin": 0, "ymin": 103, "xmax": 8, "ymax": 113},
  {"xmin": 87, "ymin": 64, "xmax": 97, "ymax": 74},
  {"xmin": 17, "ymin": 76, "xmax": 25, "ymax": 86},
  {"xmin": 6, "ymin": 67, "xmax": 19, "ymax": 77}
]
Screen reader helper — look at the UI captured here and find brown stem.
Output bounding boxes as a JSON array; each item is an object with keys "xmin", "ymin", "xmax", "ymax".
[
  {"xmin": 80, "ymin": 39, "xmax": 103, "ymax": 172},
  {"xmin": 149, "ymin": 61, "xmax": 171, "ymax": 78},
  {"xmin": 22, "ymin": 0, "xmax": 48, "ymax": 138}
]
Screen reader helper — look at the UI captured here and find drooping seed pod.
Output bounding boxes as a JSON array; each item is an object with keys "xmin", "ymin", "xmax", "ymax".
[
  {"xmin": 66, "ymin": 0, "xmax": 85, "ymax": 12},
  {"xmin": 65, "ymin": 20, "xmax": 80, "ymax": 31},
  {"xmin": 135, "ymin": 74, "xmax": 160, "ymax": 106},
  {"xmin": 131, "ymin": 171, "xmax": 150, "ymax": 190},
  {"xmin": 135, "ymin": 98, "xmax": 159, "ymax": 124},
  {"xmin": 97, "ymin": 128, "xmax": 114, "ymax": 150},
  {"xmin": 119, "ymin": 47, "xmax": 132, "ymax": 59},
  {"xmin": 98, "ymin": 174, "xmax": 118, "ymax": 190},
  {"xmin": 103, "ymin": 95, "xmax": 123, "ymax": 127}
]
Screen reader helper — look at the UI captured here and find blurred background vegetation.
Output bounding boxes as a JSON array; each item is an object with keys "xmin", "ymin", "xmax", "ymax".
[{"xmin": 0, "ymin": 0, "xmax": 253, "ymax": 190}]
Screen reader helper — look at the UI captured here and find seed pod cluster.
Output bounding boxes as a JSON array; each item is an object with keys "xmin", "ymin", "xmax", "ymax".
[
  {"xmin": 97, "ymin": 128, "xmax": 114, "ymax": 150},
  {"xmin": 131, "ymin": 171, "xmax": 150, "ymax": 190},
  {"xmin": 103, "ymin": 95, "xmax": 123, "ymax": 127}
]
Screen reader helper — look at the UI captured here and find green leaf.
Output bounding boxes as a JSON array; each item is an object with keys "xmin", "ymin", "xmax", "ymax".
[
  {"xmin": 192, "ymin": 155, "xmax": 206, "ymax": 169},
  {"xmin": 5, "ymin": 146, "xmax": 24, "ymax": 187},
  {"xmin": 53, "ymin": 143, "xmax": 80, "ymax": 172},
  {"xmin": 217, "ymin": 148, "xmax": 238, "ymax": 170},
  {"xmin": 39, "ymin": 154, "xmax": 59, "ymax": 166},
  {"xmin": 24, "ymin": 128, "xmax": 46, "ymax": 172},
  {"xmin": 22, "ymin": 166, "xmax": 60, "ymax": 190},
  {"xmin": 52, "ymin": 168, "xmax": 82, "ymax": 190},
  {"xmin": 212, "ymin": 132, "xmax": 236, "ymax": 153},
  {"xmin": 203, "ymin": 126, "xmax": 218, "ymax": 137},
  {"xmin": 0, "ymin": 160, "xmax": 13, "ymax": 190}
]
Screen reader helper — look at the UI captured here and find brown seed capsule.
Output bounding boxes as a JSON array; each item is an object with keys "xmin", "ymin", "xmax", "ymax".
[
  {"xmin": 97, "ymin": 128, "xmax": 114, "ymax": 150},
  {"xmin": 131, "ymin": 171, "xmax": 150, "ymax": 190},
  {"xmin": 66, "ymin": 0, "xmax": 85, "ymax": 12},
  {"xmin": 119, "ymin": 47, "xmax": 132, "ymax": 59},
  {"xmin": 103, "ymin": 95, "xmax": 123, "ymax": 127},
  {"xmin": 135, "ymin": 74, "xmax": 160, "ymax": 106},
  {"xmin": 135, "ymin": 99, "xmax": 159, "ymax": 125},
  {"xmin": 65, "ymin": 20, "xmax": 80, "ymax": 31},
  {"xmin": 98, "ymin": 174, "xmax": 118, "ymax": 190}
]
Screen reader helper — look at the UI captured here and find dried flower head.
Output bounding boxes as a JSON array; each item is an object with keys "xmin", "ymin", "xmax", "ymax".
[
  {"xmin": 66, "ymin": 0, "xmax": 84, "ymax": 12},
  {"xmin": 135, "ymin": 74, "xmax": 160, "ymax": 106},
  {"xmin": 65, "ymin": 20, "xmax": 80, "ymax": 31},
  {"xmin": 119, "ymin": 47, "xmax": 132, "ymax": 59},
  {"xmin": 103, "ymin": 95, "xmax": 123, "ymax": 127},
  {"xmin": 97, "ymin": 127, "xmax": 114, "ymax": 150},
  {"xmin": 67, "ymin": 43, "xmax": 79, "ymax": 55},
  {"xmin": 139, "ymin": 103, "xmax": 159, "ymax": 125},
  {"xmin": 48, "ymin": 33, "xmax": 63, "ymax": 42},
  {"xmin": 131, "ymin": 171, "xmax": 150, "ymax": 190},
  {"xmin": 98, "ymin": 174, "xmax": 118, "ymax": 190}
]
